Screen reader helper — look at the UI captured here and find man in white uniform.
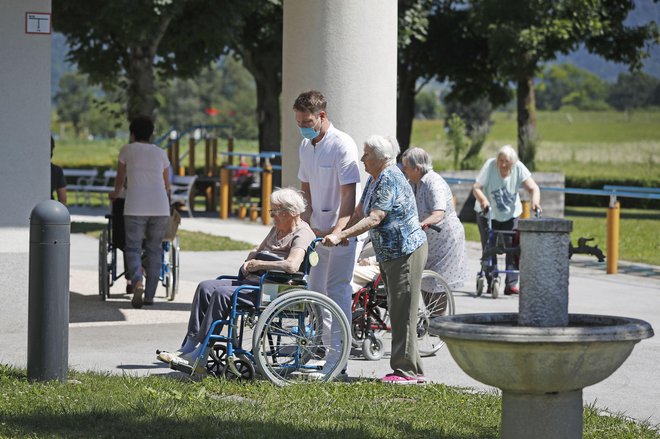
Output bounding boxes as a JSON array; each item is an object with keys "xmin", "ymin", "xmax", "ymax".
[{"xmin": 294, "ymin": 90, "xmax": 362, "ymax": 373}]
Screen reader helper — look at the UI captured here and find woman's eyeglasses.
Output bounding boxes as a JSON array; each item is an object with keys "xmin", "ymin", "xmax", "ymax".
[{"xmin": 269, "ymin": 209, "xmax": 287, "ymax": 216}]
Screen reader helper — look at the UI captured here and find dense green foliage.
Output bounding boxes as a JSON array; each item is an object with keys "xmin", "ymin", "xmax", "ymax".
[{"xmin": 0, "ymin": 366, "xmax": 657, "ymax": 438}]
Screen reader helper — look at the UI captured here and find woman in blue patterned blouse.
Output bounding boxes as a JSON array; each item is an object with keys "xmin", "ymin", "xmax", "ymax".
[{"xmin": 323, "ymin": 134, "xmax": 428, "ymax": 385}]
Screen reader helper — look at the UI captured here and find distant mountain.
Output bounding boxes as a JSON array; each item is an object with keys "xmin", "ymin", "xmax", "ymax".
[{"xmin": 554, "ymin": 0, "xmax": 660, "ymax": 81}]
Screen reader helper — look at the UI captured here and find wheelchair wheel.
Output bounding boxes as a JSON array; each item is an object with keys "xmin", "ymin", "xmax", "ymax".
[
  {"xmin": 98, "ymin": 228, "xmax": 110, "ymax": 301},
  {"xmin": 226, "ymin": 354, "xmax": 255, "ymax": 381},
  {"xmin": 351, "ymin": 306, "xmax": 389, "ymax": 349},
  {"xmin": 362, "ymin": 335, "xmax": 384, "ymax": 361},
  {"xmin": 164, "ymin": 236, "xmax": 179, "ymax": 301},
  {"xmin": 252, "ymin": 290, "xmax": 350, "ymax": 386},
  {"xmin": 418, "ymin": 270, "xmax": 455, "ymax": 357},
  {"xmin": 206, "ymin": 343, "xmax": 228, "ymax": 377}
]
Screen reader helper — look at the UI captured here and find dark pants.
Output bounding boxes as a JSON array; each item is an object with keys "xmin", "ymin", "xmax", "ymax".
[
  {"xmin": 477, "ymin": 215, "xmax": 518, "ymax": 287},
  {"xmin": 186, "ymin": 279, "xmax": 259, "ymax": 344}
]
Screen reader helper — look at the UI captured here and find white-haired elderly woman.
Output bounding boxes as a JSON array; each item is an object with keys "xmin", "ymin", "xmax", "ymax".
[
  {"xmin": 323, "ymin": 135, "xmax": 428, "ymax": 385},
  {"xmin": 402, "ymin": 147, "xmax": 467, "ymax": 304},
  {"xmin": 472, "ymin": 145, "xmax": 541, "ymax": 295},
  {"xmin": 158, "ymin": 187, "xmax": 316, "ymax": 367}
]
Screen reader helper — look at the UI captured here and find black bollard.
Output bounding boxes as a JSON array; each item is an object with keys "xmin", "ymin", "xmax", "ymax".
[{"xmin": 28, "ymin": 200, "xmax": 70, "ymax": 382}]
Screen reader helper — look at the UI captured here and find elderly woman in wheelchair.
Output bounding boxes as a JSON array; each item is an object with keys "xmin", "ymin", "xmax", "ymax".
[{"xmin": 157, "ymin": 188, "xmax": 351, "ymax": 384}]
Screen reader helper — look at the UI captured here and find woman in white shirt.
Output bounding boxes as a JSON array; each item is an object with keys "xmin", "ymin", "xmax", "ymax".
[{"xmin": 110, "ymin": 116, "xmax": 170, "ymax": 308}]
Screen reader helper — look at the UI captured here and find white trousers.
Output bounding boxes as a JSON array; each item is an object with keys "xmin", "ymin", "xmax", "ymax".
[{"xmin": 308, "ymin": 238, "xmax": 362, "ymax": 370}]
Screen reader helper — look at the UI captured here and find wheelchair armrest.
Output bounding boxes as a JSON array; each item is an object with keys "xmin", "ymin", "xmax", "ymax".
[
  {"xmin": 260, "ymin": 270, "xmax": 306, "ymax": 286},
  {"xmin": 217, "ymin": 275, "xmax": 239, "ymax": 281}
]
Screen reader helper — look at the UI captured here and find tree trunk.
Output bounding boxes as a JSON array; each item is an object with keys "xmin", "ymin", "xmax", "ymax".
[
  {"xmin": 397, "ymin": 66, "xmax": 418, "ymax": 154},
  {"xmin": 240, "ymin": 47, "xmax": 282, "ymax": 186},
  {"xmin": 126, "ymin": 45, "xmax": 157, "ymax": 121},
  {"xmin": 516, "ymin": 76, "xmax": 537, "ymax": 166}
]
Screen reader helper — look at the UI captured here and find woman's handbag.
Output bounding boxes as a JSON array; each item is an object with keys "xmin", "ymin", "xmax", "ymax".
[{"xmin": 164, "ymin": 207, "xmax": 181, "ymax": 241}]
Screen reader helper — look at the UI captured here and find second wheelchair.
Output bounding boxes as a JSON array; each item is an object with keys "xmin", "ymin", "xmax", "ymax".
[
  {"xmin": 98, "ymin": 212, "xmax": 179, "ymax": 301},
  {"xmin": 351, "ymin": 269, "xmax": 455, "ymax": 361}
]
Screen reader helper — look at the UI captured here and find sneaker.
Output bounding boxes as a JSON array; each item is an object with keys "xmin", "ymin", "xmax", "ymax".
[
  {"xmin": 170, "ymin": 350, "xmax": 206, "ymax": 375},
  {"xmin": 504, "ymin": 285, "xmax": 519, "ymax": 295},
  {"xmin": 131, "ymin": 286, "xmax": 144, "ymax": 308},
  {"xmin": 381, "ymin": 373, "xmax": 418, "ymax": 385},
  {"xmin": 156, "ymin": 350, "xmax": 182, "ymax": 364},
  {"xmin": 416, "ymin": 374, "xmax": 428, "ymax": 383}
]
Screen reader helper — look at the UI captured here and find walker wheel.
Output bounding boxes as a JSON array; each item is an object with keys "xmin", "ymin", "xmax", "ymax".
[
  {"xmin": 491, "ymin": 279, "xmax": 500, "ymax": 299},
  {"xmin": 476, "ymin": 276, "xmax": 484, "ymax": 297}
]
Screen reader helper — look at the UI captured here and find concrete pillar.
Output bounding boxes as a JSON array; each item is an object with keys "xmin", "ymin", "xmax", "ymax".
[
  {"xmin": 0, "ymin": 0, "xmax": 52, "ymax": 368},
  {"xmin": 502, "ymin": 390, "xmax": 583, "ymax": 439},
  {"xmin": 517, "ymin": 218, "xmax": 573, "ymax": 327},
  {"xmin": 281, "ymin": 0, "xmax": 398, "ymax": 188}
]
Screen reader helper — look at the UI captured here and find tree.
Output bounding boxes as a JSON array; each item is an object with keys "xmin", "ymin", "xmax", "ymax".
[
  {"xmin": 396, "ymin": 0, "xmax": 510, "ymax": 152},
  {"xmin": 536, "ymin": 63, "xmax": 609, "ymax": 111},
  {"xmin": 469, "ymin": 0, "xmax": 658, "ymax": 166},
  {"xmin": 53, "ymin": 1, "xmax": 250, "ymax": 121},
  {"xmin": 415, "ymin": 90, "xmax": 442, "ymax": 119},
  {"xmin": 53, "ymin": 71, "xmax": 93, "ymax": 137},
  {"xmin": 607, "ymin": 72, "xmax": 660, "ymax": 110},
  {"xmin": 158, "ymin": 58, "xmax": 258, "ymax": 139},
  {"xmin": 228, "ymin": 0, "xmax": 283, "ymax": 154}
]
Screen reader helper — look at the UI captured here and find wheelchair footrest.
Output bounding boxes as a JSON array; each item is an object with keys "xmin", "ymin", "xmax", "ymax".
[{"xmin": 170, "ymin": 355, "xmax": 206, "ymax": 376}]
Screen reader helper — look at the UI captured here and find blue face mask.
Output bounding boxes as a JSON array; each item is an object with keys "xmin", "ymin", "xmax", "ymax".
[{"xmin": 299, "ymin": 126, "xmax": 320, "ymax": 140}]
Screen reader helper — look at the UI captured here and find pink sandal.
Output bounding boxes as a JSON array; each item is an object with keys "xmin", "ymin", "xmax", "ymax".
[{"xmin": 381, "ymin": 373, "xmax": 418, "ymax": 385}]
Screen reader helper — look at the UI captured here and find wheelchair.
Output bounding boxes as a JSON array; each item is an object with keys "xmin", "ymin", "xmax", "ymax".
[
  {"xmin": 168, "ymin": 239, "xmax": 351, "ymax": 386},
  {"xmin": 351, "ymin": 269, "xmax": 456, "ymax": 361},
  {"xmin": 98, "ymin": 211, "xmax": 179, "ymax": 301}
]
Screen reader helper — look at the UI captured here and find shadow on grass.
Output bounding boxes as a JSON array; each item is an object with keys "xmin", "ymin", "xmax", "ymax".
[{"xmin": 0, "ymin": 411, "xmax": 497, "ymax": 439}]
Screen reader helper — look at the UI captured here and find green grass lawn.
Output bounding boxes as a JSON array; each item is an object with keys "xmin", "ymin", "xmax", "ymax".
[
  {"xmin": 1, "ymin": 366, "xmax": 656, "ymax": 439},
  {"xmin": 72, "ymin": 222, "xmax": 253, "ymax": 252}
]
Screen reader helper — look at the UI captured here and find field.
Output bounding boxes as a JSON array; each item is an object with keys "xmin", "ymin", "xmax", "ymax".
[
  {"xmin": 412, "ymin": 111, "xmax": 660, "ymax": 181},
  {"xmin": 54, "ymin": 110, "xmax": 660, "ymax": 265}
]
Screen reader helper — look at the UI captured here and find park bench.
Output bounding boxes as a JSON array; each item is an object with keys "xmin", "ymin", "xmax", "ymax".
[
  {"xmin": 84, "ymin": 170, "xmax": 117, "ymax": 205},
  {"xmin": 171, "ymin": 175, "xmax": 198, "ymax": 217},
  {"xmin": 63, "ymin": 168, "xmax": 98, "ymax": 206}
]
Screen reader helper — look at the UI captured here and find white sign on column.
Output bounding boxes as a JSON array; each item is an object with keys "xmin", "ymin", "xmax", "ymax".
[{"xmin": 26, "ymin": 12, "xmax": 51, "ymax": 35}]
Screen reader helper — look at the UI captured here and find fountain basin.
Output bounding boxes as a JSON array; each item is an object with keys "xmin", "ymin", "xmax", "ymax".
[{"xmin": 430, "ymin": 313, "xmax": 654, "ymax": 393}]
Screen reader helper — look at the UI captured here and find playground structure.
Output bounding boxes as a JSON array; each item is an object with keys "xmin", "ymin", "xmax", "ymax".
[{"xmin": 157, "ymin": 125, "xmax": 280, "ymax": 225}]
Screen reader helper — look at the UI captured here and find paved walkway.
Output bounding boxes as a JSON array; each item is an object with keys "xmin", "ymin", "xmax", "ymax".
[{"xmin": 3, "ymin": 207, "xmax": 658, "ymax": 425}]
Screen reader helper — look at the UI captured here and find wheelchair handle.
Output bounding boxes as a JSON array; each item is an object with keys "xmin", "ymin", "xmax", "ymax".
[{"xmin": 426, "ymin": 224, "xmax": 442, "ymax": 233}]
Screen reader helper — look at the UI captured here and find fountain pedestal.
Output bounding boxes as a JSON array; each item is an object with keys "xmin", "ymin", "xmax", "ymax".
[{"xmin": 430, "ymin": 219, "xmax": 654, "ymax": 439}]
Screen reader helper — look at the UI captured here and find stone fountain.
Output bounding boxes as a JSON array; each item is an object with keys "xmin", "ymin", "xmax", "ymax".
[{"xmin": 430, "ymin": 218, "xmax": 654, "ymax": 439}]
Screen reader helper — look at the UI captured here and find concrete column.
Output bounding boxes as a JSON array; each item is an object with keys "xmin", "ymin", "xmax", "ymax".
[
  {"xmin": 502, "ymin": 390, "xmax": 583, "ymax": 439},
  {"xmin": 518, "ymin": 218, "xmax": 573, "ymax": 327},
  {"xmin": 0, "ymin": 0, "xmax": 52, "ymax": 368},
  {"xmin": 281, "ymin": 0, "xmax": 398, "ymax": 188}
]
